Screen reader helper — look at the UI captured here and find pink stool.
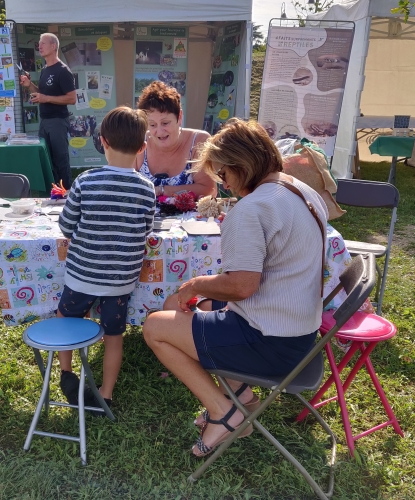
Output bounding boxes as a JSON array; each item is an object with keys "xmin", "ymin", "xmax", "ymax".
[{"xmin": 297, "ymin": 311, "xmax": 404, "ymax": 455}]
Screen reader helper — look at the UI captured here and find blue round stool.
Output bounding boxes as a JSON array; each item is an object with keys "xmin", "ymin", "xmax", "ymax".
[{"xmin": 23, "ymin": 317, "xmax": 115, "ymax": 465}]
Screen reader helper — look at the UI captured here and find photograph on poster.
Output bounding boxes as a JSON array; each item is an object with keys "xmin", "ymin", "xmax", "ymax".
[
  {"xmin": 1, "ymin": 56, "xmax": 13, "ymax": 67},
  {"xmin": 69, "ymin": 115, "xmax": 97, "ymax": 137},
  {"xmin": 207, "ymin": 93, "xmax": 218, "ymax": 109},
  {"xmin": 203, "ymin": 114, "xmax": 213, "ymax": 133},
  {"xmin": 135, "ymin": 72, "xmax": 159, "ymax": 93},
  {"xmin": 24, "ymin": 106, "xmax": 39, "ymax": 124},
  {"xmin": 1, "ymin": 37, "xmax": 10, "ymax": 44},
  {"xmin": 62, "ymin": 42, "xmax": 102, "ymax": 69},
  {"xmin": 75, "ymin": 89, "xmax": 90, "ymax": 110},
  {"xmin": 86, "ymin": 71, "xmax": 100, "ymax": 90},
  {"xmin": 135, "ymin": 41, "xmax": 162, "ymax": 65},
  {"xmin": 160, "ymin": 55, "xmax": 176, "ymax": 67},
  {"xmin": 277, "ymin": 125, "xmax": 300, "ymax": 140},
  {"xmin": 212, "ymin": 121, "xmax": 224, "ymax": 135},
  {"xmin": 223, "ymin": 71, "xmax": 234, "ymax": 87},
  {"xmin": 19, "ymin": 48, "xmax": 36, "ymax": 72},
  {"xmin": 99, "ymin": 75, "xmax": 113, "ymax": 100},
  {"xmin": 292, "ymin": 67, "xmax": 313, "ymax": 86},
  {"xmin": 225, "ymin": 87, "xmax": 235, "ymax": 107}
]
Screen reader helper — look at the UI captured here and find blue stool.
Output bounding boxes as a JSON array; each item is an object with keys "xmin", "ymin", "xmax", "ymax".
[{"xmin": 23, "ymin": 317, "xmax": 115, "ymax": 465}]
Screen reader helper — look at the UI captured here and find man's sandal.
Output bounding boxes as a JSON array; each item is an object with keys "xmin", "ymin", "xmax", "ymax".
[
  {"xmin": 194, "ymin": 383, "xmax": 260, "ymax": 427},
  {"xmin": 192, "ymin": 404, "xmax": 253, "ymax": 457}
]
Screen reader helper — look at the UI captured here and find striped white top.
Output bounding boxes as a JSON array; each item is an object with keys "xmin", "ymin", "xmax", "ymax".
[
  {"xmin": 59, "ymin": 166, "xmax": 155, "ymax": 296},
  {"xmin": 222, "ymin": 178, "xmax": 328, "ymax": 337}
]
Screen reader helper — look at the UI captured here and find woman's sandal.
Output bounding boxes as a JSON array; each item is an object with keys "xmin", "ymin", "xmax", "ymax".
[
  {"xmin": 193, "ymin": 404, "xmax": 253, "ymax": 457},
  {"xmin": 194, "ymin": 383, "xmax": 260, "ymax": 427}
]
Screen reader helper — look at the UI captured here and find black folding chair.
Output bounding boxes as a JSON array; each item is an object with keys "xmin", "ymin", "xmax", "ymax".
[
  {"xmin": 188, "ymin": 254, "xmax": 377, "ymax": 500},
  {"xmin": 0, "ymin": 172, "xmax": 30, "ymax": 198},
  {"xmin": 335, "ymin": 179, "xmax": 399, "ymax": 315}
]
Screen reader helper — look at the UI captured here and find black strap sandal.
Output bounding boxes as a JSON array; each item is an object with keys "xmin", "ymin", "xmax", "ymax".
[
  {"xmin": 193, "ymin": 403, "xmax": 254, "ymax": 457},
  {"xmin": 197, "ymin": 383, "xmax": 249, "ymax": 425},
  {"xmin": 194, "ymin": 405, "xmax": 238, "ymax": 456}
]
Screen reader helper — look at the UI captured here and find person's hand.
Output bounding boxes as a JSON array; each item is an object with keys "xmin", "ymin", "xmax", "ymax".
[
  {"xmin": 20, "ymin": 75, "xmax": 31, "ymax": 88},
  {"xmin": 30, "ymin": 93, "xmax": 47, "ymax": 104},
  {"xmin": 217, "ymin": 211, "xmax": 226, "ymax": 223},
  {"xmin": 177, "ymin": 279, "xmax": 197, "ymax": 312}
]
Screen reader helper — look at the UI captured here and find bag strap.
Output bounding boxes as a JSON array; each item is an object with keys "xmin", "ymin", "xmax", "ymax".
[{"xmin": 257, "ymin": 179, "xmax": 325, "ymax": 297}]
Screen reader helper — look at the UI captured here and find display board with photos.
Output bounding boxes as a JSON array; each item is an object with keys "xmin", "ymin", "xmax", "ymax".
[
  {"xmin": 0, "ymin": 26, "xmax": 16, "ymax": 98},
  {"xmin": 258, "ymin": 23, "xmax": 354, "ymax": 157},
  {"xmin": 58, "ymin": 25, "xmax": 117, "ymax": 168},
  {"xmin": 202, "ymin": 22, "xmax": 241, "ymax": 136},
  {"xmin": 133, "ymin": 26, "xmax": 188, "ymax": 124}
]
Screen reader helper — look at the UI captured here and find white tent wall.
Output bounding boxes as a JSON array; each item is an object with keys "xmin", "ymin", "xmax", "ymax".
[
  {"xmin": 5, "ymin": 0, "xmax": 253, "ymax": 129},
  {"xmin": 5, "ymin": 0, "xmax": 252, "ymax": 24},
  {"xmin": 307, "ymin": 0, "xmax": 415, "ymax": 178}
]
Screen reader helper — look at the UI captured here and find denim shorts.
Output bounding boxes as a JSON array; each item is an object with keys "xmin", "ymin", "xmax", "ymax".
[
  {"xmin": 58, "ymin": 285, "xmax": 130, "ymax": 336},
  {"xmin": 192, "ymin": 304, "xmax": 317, "ymax": 378}
]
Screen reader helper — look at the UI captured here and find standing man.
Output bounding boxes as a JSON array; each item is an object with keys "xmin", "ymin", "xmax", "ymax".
[{"xmin": 20, "ymin": 33, "xmax": 76, "ymax": 189}]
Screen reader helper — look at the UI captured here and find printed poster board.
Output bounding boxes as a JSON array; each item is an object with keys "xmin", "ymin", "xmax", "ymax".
[
  {"xmin": 0, "ymin": 26, "xmax": 16, "ymax": 98},
  {"xmin": 133, "ymin": 26, "xmax": 188, "ymax": 124},
  {"xmin": 203, "ymin": 22, "xmax": 242, "ymax": 135},
  {"xmin": 58, "ymin": 25, "xmax": 117, "ymax": 167},
  {"xmin": 258, "ymin": 24, "xmax": 354, "ymax": 157}
]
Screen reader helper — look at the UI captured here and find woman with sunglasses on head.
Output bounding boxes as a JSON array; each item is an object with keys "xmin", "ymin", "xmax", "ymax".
[
  {"xmin": 143, "ymin": 118, "xmax": 328, "ymax": 457},
  {"xmin": 134, "ymin": 81, "xmax": 217, "ymax": 198}
]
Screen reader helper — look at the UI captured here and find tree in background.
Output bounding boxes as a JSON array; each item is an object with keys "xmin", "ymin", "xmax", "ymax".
[
  {"xmin": 0, "ymin": 0, "xmax": 5, "ymax": 23},
  {"xmin": 252, "ymin": 23, "xmax": 265, "ymax": 50},
  {"xmin": 292, "ymin": 0, "xmax": 335, "ymax": 25},
  {"xmin": 391, "ymin": 1, "xmax": 414, "ymax": 21}
]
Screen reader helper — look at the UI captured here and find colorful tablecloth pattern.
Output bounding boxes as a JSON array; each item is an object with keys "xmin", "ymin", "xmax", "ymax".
[{"xmin": 0, "ymin": 212, "xmax": 351, "ymax": 327}]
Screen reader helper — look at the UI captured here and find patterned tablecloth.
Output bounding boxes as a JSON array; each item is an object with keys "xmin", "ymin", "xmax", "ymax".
[{"xmin": 0, "ymin": 209, "xmax": 351, "ymax": 326}]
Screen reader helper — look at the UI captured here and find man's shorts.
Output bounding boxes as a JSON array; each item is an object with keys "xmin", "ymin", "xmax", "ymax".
[
  {"xmin": 192, "ymin": 302, "xmax": 317, "ymax": 378},
  {"xmin": 58, "ymin": 285, "xmax": 130, "ymax": 336}
]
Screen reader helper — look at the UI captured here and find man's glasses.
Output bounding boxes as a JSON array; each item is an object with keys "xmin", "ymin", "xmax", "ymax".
[{"xmin": 215, "ymin": 165, "xmax": 227, "ymax": 183}]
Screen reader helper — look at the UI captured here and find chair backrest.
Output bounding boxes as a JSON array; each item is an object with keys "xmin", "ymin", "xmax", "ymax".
[
  {"xmin": 324, "ymin": 253, "xmax": 377, "ymax": 328},
  {"xmin": 0, "ymin": 173, "xmax": 30, "ymax": 198},
  {"xmin": 336, "ymin": 179, "xmax": 399, "ymax": 209}
]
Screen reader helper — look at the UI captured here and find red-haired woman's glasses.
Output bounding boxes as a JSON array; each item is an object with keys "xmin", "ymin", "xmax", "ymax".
[{"xmin": 215, "ymin": 165, "xmax": 227, "ymax": 183}]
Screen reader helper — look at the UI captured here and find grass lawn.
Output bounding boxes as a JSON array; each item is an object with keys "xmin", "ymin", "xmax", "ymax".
[{"xmin": 1, "ymin": 53, "xmax": 415, "ymax": 499}]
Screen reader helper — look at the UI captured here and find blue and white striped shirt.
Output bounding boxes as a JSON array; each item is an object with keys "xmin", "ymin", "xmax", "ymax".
[{"xmin": 59, "ymin": 166, "xmax": 156, "ymax": 296}]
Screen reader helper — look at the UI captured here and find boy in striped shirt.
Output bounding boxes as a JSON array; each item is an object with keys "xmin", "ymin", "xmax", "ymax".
[{"xmin": 57, "ymin": 106, "xmax": 155, "ymax": 412}]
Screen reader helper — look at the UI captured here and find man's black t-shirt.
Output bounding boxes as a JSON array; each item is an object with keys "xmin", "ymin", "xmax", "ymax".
[{"xmin": 38, "ymin": 61, "xmax": 75, "ymax": 119}]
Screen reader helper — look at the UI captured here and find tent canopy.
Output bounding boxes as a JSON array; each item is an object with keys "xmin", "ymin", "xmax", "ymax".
[
  {"xmin": 307, "ymin": 0, "xmax": 415, "ymax": 178},
  {"xmin": 5, "ymin": 0, "xmax": 252, "ymax": 23}
]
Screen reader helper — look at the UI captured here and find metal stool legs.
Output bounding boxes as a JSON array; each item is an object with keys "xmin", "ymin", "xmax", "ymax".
[{"xmin": 24, "ymin": 346, "xmax": 115, "ymax": 465}]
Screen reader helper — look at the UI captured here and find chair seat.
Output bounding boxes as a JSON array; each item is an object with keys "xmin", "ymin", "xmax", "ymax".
[
  {"xmin": 321, "ymin": 311, "xmax": 397, "ymax": 342},
  {"xmin": 25, "ymin": 317, "xmax": 101, "ymax": 347},
  {"xmin": 344, "ymin": 240, "xmax": 386, "ymax": 257}
]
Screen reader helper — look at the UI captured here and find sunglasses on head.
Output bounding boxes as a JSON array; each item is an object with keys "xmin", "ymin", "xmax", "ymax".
[{"xmin": 215, "ymin": 165, "xmax": 227, "ymax": 183}]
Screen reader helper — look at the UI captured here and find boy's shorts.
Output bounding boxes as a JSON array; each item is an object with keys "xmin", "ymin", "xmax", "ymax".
[{"xmin": 58, "ymin": 285, "xmax": 130, "ymax": 336}]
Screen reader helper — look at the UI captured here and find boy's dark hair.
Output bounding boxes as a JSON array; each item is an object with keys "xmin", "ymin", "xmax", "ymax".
[{"xmin": 100, "ymin": 106, "xmax": 148, "ymax": 154}]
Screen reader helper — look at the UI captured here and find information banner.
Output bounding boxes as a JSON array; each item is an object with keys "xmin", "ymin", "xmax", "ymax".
[
  {"xmin": 133, "ymin": 26, "xmax": 188, "ymax": 123},
  {"xmin": 258, "ymin": 25, "xmax": 354, "ymax": 156},
  {"xmin": 202, "ymin": 22, "xmax": 242, "ymax": 135},
  {"xmin": 58, "ymin": 24, "xmax": 117, "ymax": 168},
  {"xmin": 0, "ymin": 27, "xmax": 16, "ymax": 98}
]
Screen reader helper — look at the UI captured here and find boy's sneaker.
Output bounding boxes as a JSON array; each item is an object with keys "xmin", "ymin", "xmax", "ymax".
[
  {"xmin": 84, "ymin": 386, "xmax": 112, "ymax": 417},
  {"xmin": 60, "ymin": 370, "xmax": 80, "ymax": 405}
]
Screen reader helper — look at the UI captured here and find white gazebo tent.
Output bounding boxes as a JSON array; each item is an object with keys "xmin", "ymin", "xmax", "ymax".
[
  {"xmin": 6, "ymin": 0, "xmax": 253, "ymax": 129},
  {"xmin": 307, "ymin": 0, "xmax": 415, "ymax": 178}
]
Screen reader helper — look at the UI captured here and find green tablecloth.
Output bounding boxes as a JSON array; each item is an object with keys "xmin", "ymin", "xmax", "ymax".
[
  {"xmin": 0, "ymin": 139, "xmax": 54, "ymax": 194},
  {"xmin": 369, "ymin": 136, "xmax": 415, "ymax": 157}
]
